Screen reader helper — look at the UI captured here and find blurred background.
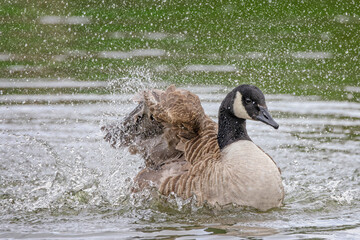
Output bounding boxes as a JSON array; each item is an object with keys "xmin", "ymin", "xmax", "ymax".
[{"xmin": 1, "ymin": 0, "xmax": 359, "ymax": 100}]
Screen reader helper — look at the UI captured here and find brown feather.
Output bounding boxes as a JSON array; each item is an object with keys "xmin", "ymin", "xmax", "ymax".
[{"xmin": 102, "ymin": 85, "xmax": 284, "ymax": 211}]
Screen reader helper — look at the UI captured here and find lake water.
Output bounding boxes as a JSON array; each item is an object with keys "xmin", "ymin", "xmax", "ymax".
[
  {"xmin": 1, "ymin": 1, "xmax": 359, "ymax": 238},
  {"xmin": 1, "ymin": 83, "xmax": 359, "ymax": 239}
]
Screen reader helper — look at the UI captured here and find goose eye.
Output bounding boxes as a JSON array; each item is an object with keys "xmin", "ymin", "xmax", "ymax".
[{"xmin": 245, "ymin": 98, "xmax": 252, "ymax": 104}]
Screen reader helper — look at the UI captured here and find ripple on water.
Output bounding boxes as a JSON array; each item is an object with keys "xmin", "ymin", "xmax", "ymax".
[
  {"xmin": 98, "ymin": 49, "xmax": 166, "ymax": 59},
  {"xmin": 182, "ymin": 64, "xmax": 237, "ymax": 72},
  {"xmin": 39, "ymin": 16, "xmax": 91, "ymax": 25},
  {"xmin": 0, "ymin": 85, "xmax": 359, "ymax": 238},
  {"xmin": 0, "ymin": 79, "xmax": 108, "ymax": 89},
  {"xmin": 291, "ymin": 51, "xmax": 333, "ymax": 59}
]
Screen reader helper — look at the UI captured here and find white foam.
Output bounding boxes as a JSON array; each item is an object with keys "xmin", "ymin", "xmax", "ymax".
[{"xmin": 182, "ymin": 64, "xmax": 237, "ymax": 72}]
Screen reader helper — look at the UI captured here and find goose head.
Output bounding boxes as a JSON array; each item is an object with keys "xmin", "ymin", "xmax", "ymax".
[
  {"xmin": 231, "ymin": 85, "xmax": 278, "ymax": 129},
  {"xmin": 218, "ymin": 84, "xmax": 278, "ymax": 149}
]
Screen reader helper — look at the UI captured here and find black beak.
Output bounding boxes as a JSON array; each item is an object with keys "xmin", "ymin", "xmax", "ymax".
[{"xmin": 256, "ymin": 106, "xmax": 279, "ymax": 129}]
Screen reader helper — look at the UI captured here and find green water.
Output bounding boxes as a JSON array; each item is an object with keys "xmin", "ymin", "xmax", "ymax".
[{"xmin": 1, "ymin": 0, "xmax": 359, "ymax": 100}]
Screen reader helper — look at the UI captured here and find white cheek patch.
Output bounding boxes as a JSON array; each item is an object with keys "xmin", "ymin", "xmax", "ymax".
[{"xmin": 233, "ymin": 91, "xmax": 252, "ymax": 120}]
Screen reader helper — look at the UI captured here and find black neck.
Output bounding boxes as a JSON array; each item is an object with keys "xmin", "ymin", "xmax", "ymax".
[{"xmin": 217, "ymin": 109, "xmax": 251, "ymax": 150}]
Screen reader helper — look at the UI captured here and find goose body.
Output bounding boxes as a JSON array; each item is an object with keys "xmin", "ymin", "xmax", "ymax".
[{"xmin": 102, "ymin": 85, "xmax": 284, "ymax": 211}]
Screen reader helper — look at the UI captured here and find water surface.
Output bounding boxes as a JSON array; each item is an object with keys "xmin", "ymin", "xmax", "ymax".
[{"xmin": 1, "ymin": 84, "xmax": 359, "ymax": 239}]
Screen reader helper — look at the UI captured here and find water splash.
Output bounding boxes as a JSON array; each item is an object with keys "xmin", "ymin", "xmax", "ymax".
[
  {"xmin": 1, "ymin": 84, "xmax": 359, "ymax": 238},
  {"xmin": 106, "ymin": 67, "xmax": 165, "ymax": 94}
]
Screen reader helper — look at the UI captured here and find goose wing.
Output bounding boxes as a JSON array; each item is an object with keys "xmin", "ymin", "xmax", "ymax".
[{"xmin": 102, "ymin": 85, "xmax": 220, "ymax": 190}]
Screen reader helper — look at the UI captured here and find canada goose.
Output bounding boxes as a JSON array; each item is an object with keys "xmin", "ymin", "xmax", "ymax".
[{"xmin": 102, "ymin": 84, "xmax": 284, "ymax": 211}]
